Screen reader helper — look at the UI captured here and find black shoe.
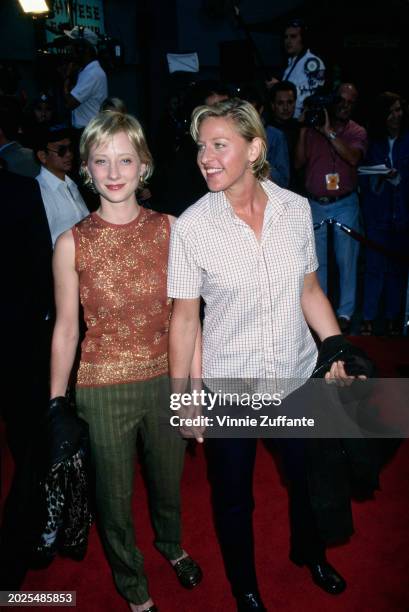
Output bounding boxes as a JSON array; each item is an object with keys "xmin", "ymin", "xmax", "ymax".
[
  {"xmin": 235, "ymin": 592, "xmax": 267, "ymax": 611},
  {"xmin": 172, "ymin": 555, "xmax": 202, "ymax": 589},
  {"xmin": 290, "ymin": 554, "xmax": 346, "ymax": 595}
]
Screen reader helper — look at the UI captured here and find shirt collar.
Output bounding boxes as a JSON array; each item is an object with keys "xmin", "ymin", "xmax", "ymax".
[
  {"xmin": 287, "ymin": 48, "xmax": 310, "ymax": 66},
  {"xmin": 39, "ymin": 166, "xmax": 74, "ymax": 191}
]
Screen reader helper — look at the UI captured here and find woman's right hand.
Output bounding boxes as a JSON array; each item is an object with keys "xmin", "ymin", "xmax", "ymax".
[
  {"xmin": 178, "ymin": 400, "xmax": 206, "ymax": 444},
  {"xmin": 176, "ymin": 381, "xmax": 206, "ymax": 443}
]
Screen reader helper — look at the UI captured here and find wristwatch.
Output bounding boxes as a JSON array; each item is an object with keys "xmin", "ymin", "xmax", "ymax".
[{"xmin": 327, "ymin": 130, "xmax": 337, "ymax": 141}]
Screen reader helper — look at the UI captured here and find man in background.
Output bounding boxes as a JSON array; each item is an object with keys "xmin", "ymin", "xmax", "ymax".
[
  {"xmin": 64, "ymin": 27, "xmax": 107, "ymax": 132},
  {"xmin": 295, "ymin": 83, "xmax": 367, "ymax": 333},
  {"xmin": 0, "ymin": 106, "xmax": 39, "ymax": 177},
  {"xmin": 268, "ymin": 19, "xmax": 325, "ymax": 119},
  {"xmin": 0, "ymin": 162, "xmax": 53, "ymax": 590},
  {"xmin": 270, "ymin": 81, "xmax": 302, "ymax": 191},
  {"xmin": 35, "ymin": 124, "xmax": 89, "ymax": 246}
]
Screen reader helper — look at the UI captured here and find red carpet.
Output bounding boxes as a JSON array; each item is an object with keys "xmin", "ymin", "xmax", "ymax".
[{"xmin": 1, "ymin": 337, "xmax": 409, "ymax": 611}]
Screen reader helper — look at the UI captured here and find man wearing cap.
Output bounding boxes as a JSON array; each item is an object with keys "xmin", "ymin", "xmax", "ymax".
[
  {"xmin": 64, "ymin": 27, "xmax": 108, "ymax": 130},
  {"xmin": 35, "ymin": 125, "xmax": 89, "ymax": 246}
]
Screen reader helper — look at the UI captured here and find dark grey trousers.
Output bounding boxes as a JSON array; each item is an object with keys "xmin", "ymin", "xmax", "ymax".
[{"xmin": 76, "ymin": 376, "xmax": 186, "ymax": 604}]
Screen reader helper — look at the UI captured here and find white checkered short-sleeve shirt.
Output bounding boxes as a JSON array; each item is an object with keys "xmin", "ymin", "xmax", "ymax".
[{"xmin": 168, "ymin": 180, "xmax": 318, "ymax": 384}]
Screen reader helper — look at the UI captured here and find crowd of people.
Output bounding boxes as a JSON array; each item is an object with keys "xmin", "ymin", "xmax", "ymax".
[
  {"xmin": 0, "ymin": 17, "xmax": 408, "ymax": 612},
  {"xmin": 1, "ymin": 20, "xmax": 408, "ymax": 335}
]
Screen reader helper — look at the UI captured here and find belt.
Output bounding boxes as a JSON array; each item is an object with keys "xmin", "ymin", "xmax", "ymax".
[{"xmin": 308, "ymin": 191, "xmax": 354, "ymax": 205}]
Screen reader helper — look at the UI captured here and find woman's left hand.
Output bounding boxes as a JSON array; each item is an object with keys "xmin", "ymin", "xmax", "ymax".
[{"xmin": 325, "ymin": 360, "xmax": 367, "ymax": 386}]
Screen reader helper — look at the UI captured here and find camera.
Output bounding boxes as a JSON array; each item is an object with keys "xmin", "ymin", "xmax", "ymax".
[{"xmin": 303, "ymin": 93, "xmax": 340, "ymax": 128}]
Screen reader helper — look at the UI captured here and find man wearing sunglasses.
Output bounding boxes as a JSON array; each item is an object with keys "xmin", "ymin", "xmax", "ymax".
[{"xmin": 35, "ymin": 125, "xmax": 89, "ymax": 246}]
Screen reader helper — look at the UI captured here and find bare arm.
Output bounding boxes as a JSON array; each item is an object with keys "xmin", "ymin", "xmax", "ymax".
[
  {"xmin": 323, "ymin": 132, "xmax": 363, "ymax": 166},
  {"xmin": 301, "ymin": 272, "xmax": 359, "ymax": 381},
  {"xmin": 302, "ymin": 272, "xmax": 369, "ymax": 383},
  {"xmin": 50, "ymin": 230, "xmax": 80, "ymax": 398},
  {"xmin": 169, "ymin": 297, "xmax": 203, "ymax": 441},
  {"xmin": 190, "ymin": 324, "xmax": 202, "ymax": 380},
  {"xmin": 167, "ymin": 215, "xmax": 202, "ymax": 380},
  {"xmin": 169, "ymin": 297, "xmax": 201, "ymax": 383},
  {"xmin": 301, "ymin": 271, "xmax": 340, "ymax": 341}
]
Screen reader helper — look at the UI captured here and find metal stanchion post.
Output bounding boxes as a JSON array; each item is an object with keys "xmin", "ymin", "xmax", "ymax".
[
  {"xmin": 314, "ymin": 218, "xmax": 409, "ymax": 335},
  {"xmin": 326, "ymin": 218, "xmax": 336, "ymax": 307}
]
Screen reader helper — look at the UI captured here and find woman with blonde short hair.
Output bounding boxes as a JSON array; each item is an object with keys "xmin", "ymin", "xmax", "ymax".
[
  {"xmin": 168, "ymin": 98, "xmax": 372, "ymax": 610},
  {"xmin": 50, "ymin": 110, "xmax": 202, "ymax": 612}
]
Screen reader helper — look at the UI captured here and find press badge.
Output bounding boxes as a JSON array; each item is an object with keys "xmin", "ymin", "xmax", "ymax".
[{"xmin": 325, "ymin": 173, "xmax": 340, "ymax": 190}]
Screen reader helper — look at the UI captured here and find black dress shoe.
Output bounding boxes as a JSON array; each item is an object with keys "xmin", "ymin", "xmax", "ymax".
[
  {"xmin": 235, "ymin": 592, "xmax": 267, "ymax": 611},
  {"xmin": 172, "ymin": 555, "xmax": 203, "ymax": 589},
  {"xmin": 290, "ymin": 554, "xmax": 346, "ymax": 595}
]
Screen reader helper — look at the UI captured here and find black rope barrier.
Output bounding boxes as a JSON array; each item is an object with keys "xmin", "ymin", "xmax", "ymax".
[
  {"xmin": 314, "ymin": 218, "xmax": 409, "ymax": 335},
  {"xmin": 313, "ymin": 218, "xmax": 409, "ymax": 265}
]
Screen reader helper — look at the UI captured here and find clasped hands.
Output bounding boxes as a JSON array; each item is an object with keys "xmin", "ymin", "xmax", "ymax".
[{"xmin": 172, "ymin": 380, "xmax": 206, "ymax": 444}]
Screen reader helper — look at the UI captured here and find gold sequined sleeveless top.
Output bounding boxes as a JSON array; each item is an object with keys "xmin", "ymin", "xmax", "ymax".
[{"xmin": 73, "ymin": 208, "xmax": 172, "ymax": 387}]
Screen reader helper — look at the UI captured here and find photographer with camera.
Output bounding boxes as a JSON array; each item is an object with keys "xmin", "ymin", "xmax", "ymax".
[{"xmin": 295, "ymin": 83, "xmax": 367, "ymax": 333}]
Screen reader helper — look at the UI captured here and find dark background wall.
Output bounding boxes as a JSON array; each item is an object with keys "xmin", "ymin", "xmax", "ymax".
[
  {"xmin": 1, "ymin": 0, "xmax": 408, "ymax": 138},
  {"xmin": 175, "ymin": 0, "xmax": 296, "ymax": 68}
]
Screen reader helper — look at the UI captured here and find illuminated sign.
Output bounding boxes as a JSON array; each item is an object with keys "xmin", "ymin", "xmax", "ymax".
[{"xmin": 46, "ymin": 0, "xmax": 105, "ymax": 45}]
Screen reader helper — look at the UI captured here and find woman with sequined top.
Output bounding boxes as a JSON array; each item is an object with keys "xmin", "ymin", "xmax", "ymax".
[{"xmin": 49, "ymin": 111, "xmax": 202, "ymax": 612}]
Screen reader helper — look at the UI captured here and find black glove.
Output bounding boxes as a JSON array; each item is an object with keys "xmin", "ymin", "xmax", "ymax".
[
  {"xmin": 313, "ymin": 335, "xmax": 376, "ymax": 379},
  {"xmin": 312, "ymin": 335, "xmax": 376, "ymax": 403},
  {"xmin": 46, "ymin": 396, "xmax": 89, "ymax": 467}
]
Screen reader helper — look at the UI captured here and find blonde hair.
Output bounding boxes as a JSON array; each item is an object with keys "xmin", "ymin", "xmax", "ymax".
[
  {"xmin": 79, "ymin": 111, "xmax": 153, "ymax": 188},
  {"xmin": 190, "ymin": 98, "xmax": 270, "ymax": 180}
]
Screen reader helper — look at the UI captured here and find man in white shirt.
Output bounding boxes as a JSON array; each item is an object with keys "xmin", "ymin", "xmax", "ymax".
[
  {"xmin": 35, "ymin": 125, "xmax": 89, "ymax": 245},
  {"xmin": 63, "ymin": 28, "xmax": 108, "ymax": 130},
  {"xmin": 267, "ymin": 19, "xmax": 325, "ymax": 119},
  {"xmin": 282, "ymin": 20, "xmax": 325, "ymax": 119}
]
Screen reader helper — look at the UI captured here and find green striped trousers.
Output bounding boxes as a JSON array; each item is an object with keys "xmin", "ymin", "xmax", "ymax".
[{"xmin": 76, "ymin": 375, "xmax": 186, "ymax": 604}]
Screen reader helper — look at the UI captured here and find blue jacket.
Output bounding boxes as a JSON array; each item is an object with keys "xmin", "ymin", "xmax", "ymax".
[{"xmin": 360, "ymin": 131, "xmax": 409, "ymax": 231}]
